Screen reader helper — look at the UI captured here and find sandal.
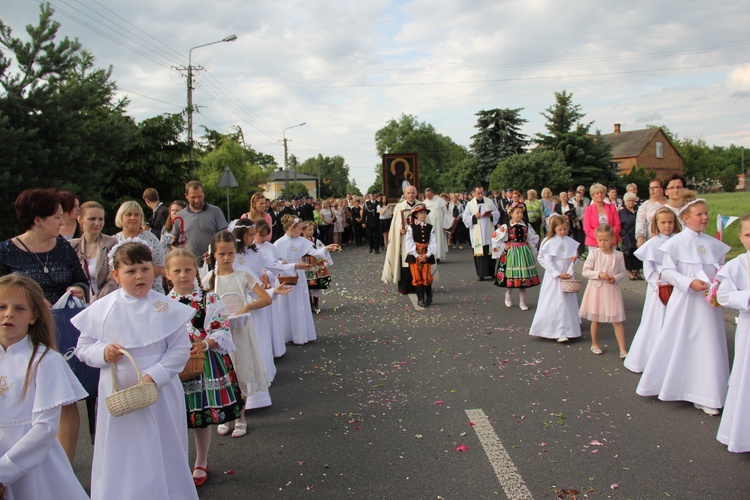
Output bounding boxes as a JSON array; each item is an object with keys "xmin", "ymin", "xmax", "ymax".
[
  {"xmin": 232, "ymin": 421, "xmax": 248, "ymax": 438},
  {"xmin": 193, "ymin": 466, "xmax": 209, "ymax": 487},
  {"xmin": 590, "ymin": 345, "xmax": 603, "ymax": 355},
  {"xmin": 216, "ymin": 423, "xmax": 230, "ymax": 436}
]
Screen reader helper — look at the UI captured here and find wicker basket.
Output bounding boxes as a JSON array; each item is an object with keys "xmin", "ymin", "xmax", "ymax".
[
  {"xmin": 278, "ymin": 275, "xmax": 299, "ymax": 286},
  {"xmin": 178, "ymin": 347, "xmax": 205, "ymax": 381},
  {"xmin": 560, "ymin": 278, "xmax": 582, "ymax": 293},
  {"xmin": 105, "ymin": 349, "xmax": 158, "ymax": 417}
]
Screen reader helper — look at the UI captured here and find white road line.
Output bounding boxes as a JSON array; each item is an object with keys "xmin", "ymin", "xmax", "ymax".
[{"xmin": 465, "ymin": 408, "xmax": 533, "ymax": 500}]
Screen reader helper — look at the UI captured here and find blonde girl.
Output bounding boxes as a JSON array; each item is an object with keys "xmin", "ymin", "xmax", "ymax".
[
  {"xmin": 637, "ymin": 190, "xmax": 731, "ymax": 416},
  {"xmin": 165, "ymin": 248, "xmax": 242, "ymax": 485},
  {"xmin": 715, "ymin": 213, "xmax": 750, "ymax": 451},
  {"xmin": 625, "ymin": 207, "xmax": 681, "ymax": 373},
  {"xmin": 0, "ymin": 275, "xmax": 88, "ymax": 500},
  {"xmin": 202, "ymin": 231, "xmax": 275, "ymax": 438},
  {"xmin": 579, "ymin": 224, "xmax": 628, "ymax": 357},
  {"xmin": 529, "ymin": 215, "xmax": 580, "ymax": 342}
]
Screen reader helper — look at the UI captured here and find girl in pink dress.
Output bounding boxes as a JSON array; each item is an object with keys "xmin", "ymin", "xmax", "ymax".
[{"xmin": 579, "ymin": 224, "xmax": 628, "ymax": 358}]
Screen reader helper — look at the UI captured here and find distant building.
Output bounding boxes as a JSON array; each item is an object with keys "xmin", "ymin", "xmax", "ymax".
[
  {"xmin": 601, "ymin": 124, "xmax": 683, "ymax": 178},
  {"xmin": 261, "ymin": 169, "xmax": 319, "ymax": 199}
]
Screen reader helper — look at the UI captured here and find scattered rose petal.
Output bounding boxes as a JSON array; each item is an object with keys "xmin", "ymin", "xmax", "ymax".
[
  {"xmin": 610, "ymin": 483, "xmax": 619, "ymax": 490},
  {"xmin": 591, "ymin": 449, "xmax": 599, "ymax": 454},
  {"xmin": 434, "ymin": 400, "xmax": 444, "ymax": 405},
  {"xmin": 224, "ymin": 469, "xmax": 235, "ymax": 475},
  {"xmin": 590, "ymin": 440, "xmax": 603, "ymax": 446},
  {"xmin": 469, "ymin": 422, "xmax": 475, "ymax": 427},
  {"xmin": 455, "ymin": 444, "xmax": 468, "ymax": 452},
  {"xmin": 298, "ymin": 461, "xmax": 306, "ymax": 466}
]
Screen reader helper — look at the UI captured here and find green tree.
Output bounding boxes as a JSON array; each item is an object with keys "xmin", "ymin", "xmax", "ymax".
[
  {"xmin": 489, "ymin": 150, "xmax": 571, "ymax": 194},
  {"xmin": 470, "ymin": 108, "xmax": 527, "ymax": 183},
  {"xmin": 536, "ymin": 90, "xmax": 616, "ymax": 188},
  {"xmin": 297, "ymin": 154, "xmax": 351, "ymax": 198},
  {"xmin": 621, "ymin": 166, "xmax": 657, "ymax": 199},
  {"xmin": 196, "ymin": 139, "xmax": 268, "ymax": 219},
  {"xmin": 374, "ymin": 113, "xmax": 465, "ymax": 192},
  {"xmin": 281, "ymin": 182, "xmax": 309, "ymax": 198},
  {"xmin": 0, "ymin": 5, "xmax": 134, "ymax": 237}
]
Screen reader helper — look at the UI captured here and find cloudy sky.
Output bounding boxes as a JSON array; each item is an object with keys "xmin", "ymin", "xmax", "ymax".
[{"xmin": 4, "ymin": 0, "xmax": 749, "ymax": 190}]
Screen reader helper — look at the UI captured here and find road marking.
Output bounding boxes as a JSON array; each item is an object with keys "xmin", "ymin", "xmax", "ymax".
[
  {"xmin": 465, "ymin": 408, "xmax": 533, "ymax": 500},
  {"xmin": 407, "ymin": 293, "xmax": 424, "ymax": 310}
]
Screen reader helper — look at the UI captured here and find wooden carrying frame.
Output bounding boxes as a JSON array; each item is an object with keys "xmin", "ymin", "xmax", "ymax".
[{"xmin": 382, "ymin": 153, "xmax": 418, "ymax": 204}]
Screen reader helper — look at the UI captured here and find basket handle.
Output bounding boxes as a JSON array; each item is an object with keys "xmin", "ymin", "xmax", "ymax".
[{"xmin": 109, "ymin": 348, "xmax": 143, "ymax": 393}]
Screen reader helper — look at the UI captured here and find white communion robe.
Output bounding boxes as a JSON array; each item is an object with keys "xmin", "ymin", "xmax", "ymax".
[
  {"xmin": 234, "ymin": 249, "xmax": 279, "ymax": 408},
  {"xmin": 73, "ymin": 289, "xmax": 198, "ymax": 500},
  {"xmin": 529, "ymin": 235, "xmax": 581, "ymax": 340},
  {"xmin": 716, "ymin": 252, "xmax": 750, "ymax": 452},
  {"xmin": 255, "ymin": 240, "xmax": 296, "ymax": 358},
  {"xmin": 636, "ymin": 228, "xmax": 730, "ymax": 409},
  {"xmin": 423, "ymin": 195, "xmax": 451, "ymax": 261},
  {"xmin": 274, "ymin": 235, "xmax": 332, "ymax": 345},
  {"xmin": 624, "ymin": 233, "xmax": 670, "ymax": 373},
  {"xmin": 0, "ymin": 337, "xmax": 89, "ymax": 500}
]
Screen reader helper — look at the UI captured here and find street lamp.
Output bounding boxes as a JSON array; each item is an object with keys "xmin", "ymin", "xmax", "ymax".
[
  {"xmin": 283, "ymin": 122, "xmax": 306, "ymax": 195},
  {"xmin": 187, "ymin": 34, "xmax": 237, "ymax": 164}
]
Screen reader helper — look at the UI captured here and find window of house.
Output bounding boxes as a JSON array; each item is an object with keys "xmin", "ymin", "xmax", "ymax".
[{"xmin": 656, "ymin": 141, "xmax": 664, "ymax": 158}]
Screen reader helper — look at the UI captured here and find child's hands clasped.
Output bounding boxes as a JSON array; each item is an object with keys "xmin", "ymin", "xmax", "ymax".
[
  {"xmin": 598, "ymin": 271, "xmax": 610, "ymax": 280},
  {"xmin": 559, "ymin": 273, "xmax": 572, "ymax": 280}
]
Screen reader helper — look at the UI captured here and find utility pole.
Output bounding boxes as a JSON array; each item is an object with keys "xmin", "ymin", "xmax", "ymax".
[
  {"xmin": 178, "ymin": 35, "xmax": 237, "ymax": 165},
  {"xmin": 282, "ymin": 122, "xmax": 306, "ymax": 197}
]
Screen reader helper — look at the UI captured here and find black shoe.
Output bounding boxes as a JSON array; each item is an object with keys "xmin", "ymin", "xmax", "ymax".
[
  {"xmin": 417, "ymin": 298, "xmax": 426, "ymax": 307},
  {"xmin": 425, "ymin": 290, "xmax": 433, "ymax": 306},
  {"xmin": 478, "ymin": 276, "xmax": 485, "ymax": 282}
]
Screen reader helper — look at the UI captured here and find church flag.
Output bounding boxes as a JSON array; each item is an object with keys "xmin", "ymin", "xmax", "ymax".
[{"xmin": 716, "ymin": 214, "xmax": 739, "ymax": 241}]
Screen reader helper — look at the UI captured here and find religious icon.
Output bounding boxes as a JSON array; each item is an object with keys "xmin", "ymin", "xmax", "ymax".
[{"xmin": 382, "ymin": 153, "xmax": 419, "ymax": 204}]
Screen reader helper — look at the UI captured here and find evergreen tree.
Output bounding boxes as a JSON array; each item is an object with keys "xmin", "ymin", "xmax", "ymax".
[
  {"xmin": 536, "ymin": 90, "xmax": 616, "ymax": 188},
  {"xmin": 470, "ymin": 108, "xmax": 527, "ymax": 183}
]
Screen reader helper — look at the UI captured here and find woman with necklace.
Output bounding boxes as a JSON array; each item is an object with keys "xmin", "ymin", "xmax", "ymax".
[
  {"xmin": 0, "ymin": 188, "xmax": 89, "ymax": 465},
  {"xmin": 70, "ymin": 201, "xmax": 119, "ymax": 301}
]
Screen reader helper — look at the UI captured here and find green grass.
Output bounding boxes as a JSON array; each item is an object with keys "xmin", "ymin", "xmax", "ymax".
[{"xmin": 703, "ymin": 192, "xmax": 750, "ymax": 259}]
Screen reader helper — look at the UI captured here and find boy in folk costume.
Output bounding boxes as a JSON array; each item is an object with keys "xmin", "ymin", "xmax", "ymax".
[
  {"xmin": 405, "ymin": 203, "xmax": 437, "ymax": 307},
  {"xmin": 462, "ymin": 185, "xmax": 500, "ymax": 281},
  {"xmin": 382, "ymin": 186, "xmax": 419, "ymax": 294}
]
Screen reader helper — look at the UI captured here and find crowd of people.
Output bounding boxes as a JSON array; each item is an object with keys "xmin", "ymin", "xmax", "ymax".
[{"xmin": 1, "ymin": 175, "xmax": 748, "ymax": 499}]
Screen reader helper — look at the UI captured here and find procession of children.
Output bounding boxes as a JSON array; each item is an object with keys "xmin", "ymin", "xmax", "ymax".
[{"xmin": 2, "ymin": 184, "xmax": 749, "ymax": 500}]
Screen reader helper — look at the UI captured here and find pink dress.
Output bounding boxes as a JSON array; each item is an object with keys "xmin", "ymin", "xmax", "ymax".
[{"xmin": 579, "ymin": 248, "xmax": 627, "ymax": 323}]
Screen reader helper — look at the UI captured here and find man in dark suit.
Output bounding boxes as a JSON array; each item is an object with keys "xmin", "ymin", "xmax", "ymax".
[
  {"xmin": 142, "ymin": 187, "xmax": 169, "ymax": 239},
  {"xmin": 270, "ymin": 199, "xmax": 286, "ymax": 242},
  {"xmin": 362, "ymin": 192, "xmax": 381, "ymax": 253}
]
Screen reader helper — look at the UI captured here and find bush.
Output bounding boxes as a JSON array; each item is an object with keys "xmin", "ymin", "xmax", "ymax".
[{"xmin": 719, "ymin": 171, "xmax": 740, "ymax": 192}]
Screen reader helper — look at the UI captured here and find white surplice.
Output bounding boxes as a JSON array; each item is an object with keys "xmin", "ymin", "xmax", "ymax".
[
  {"xmin": 255, "ymin": 241, "xmax": 296, "ymax": 357},
  {"xmin": 716, "ymin": 252, "xmax": 750, "ymax": 452},
  {"xmin": 636, "ymin": 228, "xmax": 731, "ymax": 408},
  {"xmin": 73, "ymin": 289, "xmax": 197, "ymax": 500},
  {"xmin": 529, "ymin": 235, "xmax": 581, "ymax": 340},
  {"xmin": 462, "ymin": 197, "xmax": 500, "ymax": 255},
  {"xmin": 0, "ymin": 338, "xmax": 89, "ymax": 500},
  {"xmin": 423, "ymin": 196, "xmax": 451, "ymax": 261}
]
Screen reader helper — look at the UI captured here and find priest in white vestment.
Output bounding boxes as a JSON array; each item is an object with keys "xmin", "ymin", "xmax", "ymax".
[
  {"xmin": 462, "ymin": 185, "xmax": 500, "ymax": 280},
  {"xmin": 423, "ymin": 188, "xmax": 450, "ymax": 261}
]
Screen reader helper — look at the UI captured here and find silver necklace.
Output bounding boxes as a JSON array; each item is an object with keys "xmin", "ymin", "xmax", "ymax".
[{"xmin": 15, "ymin": 237, "xmax": 51, "ymax": 274}]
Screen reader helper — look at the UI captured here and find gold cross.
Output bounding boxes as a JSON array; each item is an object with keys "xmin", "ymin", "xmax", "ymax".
[{"xmin": 153, "ymin": 300, "xmax": 169, "ymax": 313}]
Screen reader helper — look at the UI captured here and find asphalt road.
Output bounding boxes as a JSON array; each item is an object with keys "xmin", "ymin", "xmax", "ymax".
[{"xmin": 72, "ymin": 243, "xmax": 749, "ymax": 499}]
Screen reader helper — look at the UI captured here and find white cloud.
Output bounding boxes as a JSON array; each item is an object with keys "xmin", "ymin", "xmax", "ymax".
[{"xmin": 3, "ymin": 0, "xmax": 749, "ymax": 190}]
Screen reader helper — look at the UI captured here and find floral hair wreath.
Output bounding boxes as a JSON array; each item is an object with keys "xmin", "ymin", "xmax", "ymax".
[
  {"xmin": 677, "ymin": 198, "xmax": 706, "ymax": 216},
  {"xmin": 107, "ymin": 237, "xmax": 149, "ymax": 270},
  {"xmin": 509, "ymin": 201, "xmax": 525, "ymax": 212}
]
